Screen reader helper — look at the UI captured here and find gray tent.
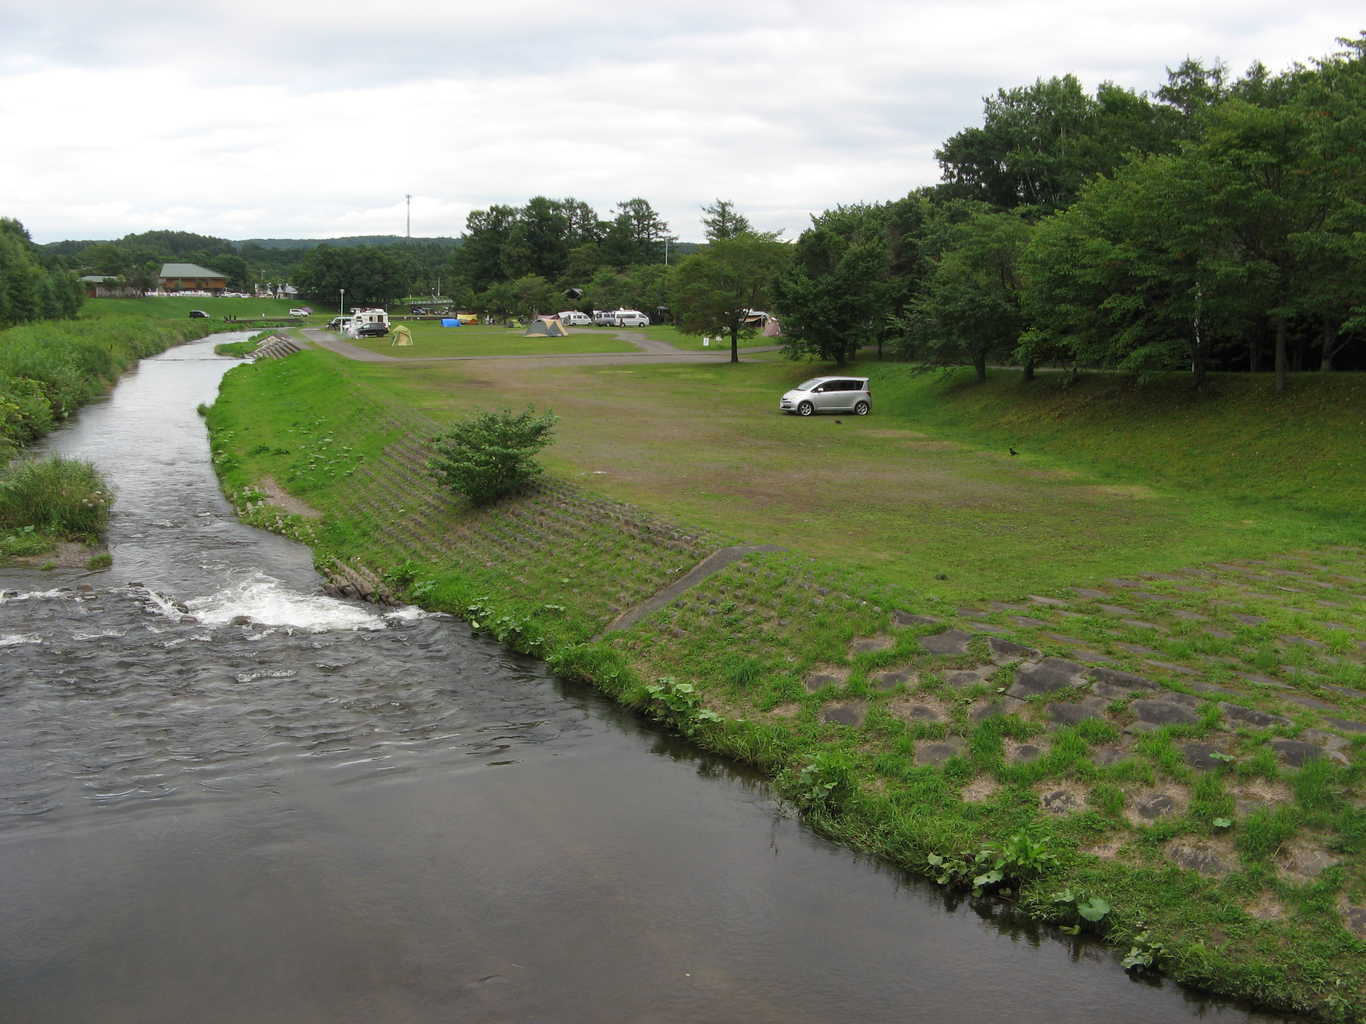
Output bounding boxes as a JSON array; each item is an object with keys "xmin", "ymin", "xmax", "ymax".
[{"xmin": 524, "ymin": 316, "xmax": 569, "ymax": 337}]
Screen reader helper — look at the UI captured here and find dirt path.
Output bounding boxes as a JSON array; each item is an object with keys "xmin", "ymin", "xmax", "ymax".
[{"xmin": 299, "ymin": 328, "xmax": 781, "ymax": 367}]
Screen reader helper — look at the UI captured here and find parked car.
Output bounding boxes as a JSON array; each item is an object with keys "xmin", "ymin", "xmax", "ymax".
[
  {"xmin": 327, "ymin": 316, "xmax": 352, "ymax": 331},
  {"xmin": 779, "ymin": 376, "xmax": 872, "ymax": 416},
  {"xmin": 347, "ymin": 308, "xmax": 390, "ymax": 338},
  {"xmin": 188, "ymin": 310, "xmax": 209, "ymax": 318},
  {"xmin": 614, "ymin": 309, "xmax": 650, "ymax": 327},
  {"xmin": 288, "ymin": 308, "xmax": 311, "ymax": 318},
  {"xmin": 591, "ymin": 310, "xmax": 616, "ymax": 327},
  {"xmin": 558, "ymin": 311, "xmax": 592, "ymax": 327}
]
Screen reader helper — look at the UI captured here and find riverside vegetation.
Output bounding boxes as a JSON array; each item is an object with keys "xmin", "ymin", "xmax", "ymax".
[
  {"xmin": 0, "ymin": 314, "xmax": 217, "ymax": 564},
  {"xmin": 205, "ymin": 344, "xmax": 1364, "ymax": 1021}
]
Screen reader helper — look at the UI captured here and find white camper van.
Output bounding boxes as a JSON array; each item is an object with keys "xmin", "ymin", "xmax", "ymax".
[{"xmin": 347, "ymin": 308, "xmax": 390, "ymax": 338}]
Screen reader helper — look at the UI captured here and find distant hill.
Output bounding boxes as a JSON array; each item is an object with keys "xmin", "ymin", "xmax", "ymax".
[
  {"xmin": 238, "ymin": 236, "xmax": 463, "ymax": 250},
  {"xmin": 41, "ymin": 234, "xmax": 462, "ymax": 257}
]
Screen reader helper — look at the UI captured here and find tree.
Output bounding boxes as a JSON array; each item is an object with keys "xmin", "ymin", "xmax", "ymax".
[
  {"xmin": 294, "ymin": 245, "xmax": 406, "ymax": 308},
  {"xmin": 1157, "ymin": 58, "xmax": 1230, "ymax": 121},
  {"xmin": 1019, "ymin": 152, "xmax": 1252, "ymax": 386},
  {"xmin": 937, "ymin": 75, "xmax": 1184, "ymax": 213},
  {"xmin": 560, "ymin": 197, "xmax": 602, "ymax": 247},
  {"xmin": 670, "ymin": 233, "xmax": 789, "ymax": 362},
  {"xmin": 0, "ymin": 218, "xmax": 81, "ymax": 327},
  {"xmin": 427, "ymin": 408, "xmax": 558, "ymax": 506},
  {"xmin": 507, "ymin": 196, "xmax": 570, "ymax": 281},
  {"xmin": 506, "ymin": 275, "xmax": 556, "ymax": 320},
  {"xmin": 455, "ymin": 204, "xmax": 518, "ymax": 290},
  {"xmin": 614, "ymin": 198, "xmax": 670, "ymax": 264},
  {"xmin": 776, "ymin": 199, "xmax": 933, "ymax": 364},
  {"xmin": 701, "ymin": 199, "xmax": 752, "ymax": 242},
  {"xmin": 894, "ymin": 207, "xmax": 1032, "ymax": 380}
]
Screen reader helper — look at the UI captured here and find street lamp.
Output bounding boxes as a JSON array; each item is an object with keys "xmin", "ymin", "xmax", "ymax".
[{"xmin": 340, "ymin": 287, "xmax": 345, "ymax": 318}]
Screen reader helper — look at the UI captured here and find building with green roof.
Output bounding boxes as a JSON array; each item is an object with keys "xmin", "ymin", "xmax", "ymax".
[{"xmin": 158, "ymin": 263, "xmax": 228, "ymax": 293}]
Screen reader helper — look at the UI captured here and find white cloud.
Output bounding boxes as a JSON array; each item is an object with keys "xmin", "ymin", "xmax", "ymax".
[{"xmin": 2, "ymin": 0, "xmax": 1359, "ymax": 242}]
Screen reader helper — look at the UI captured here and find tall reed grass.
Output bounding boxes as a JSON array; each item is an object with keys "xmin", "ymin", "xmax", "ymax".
[{"xmin": 0, "ymin": 455, "xmax": 112, "ymax": 539}]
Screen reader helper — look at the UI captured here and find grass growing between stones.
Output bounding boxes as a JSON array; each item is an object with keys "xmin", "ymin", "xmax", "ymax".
[{"xmin": 205, "ymin": 346, "xmax": 1365, "ymax": 1020}]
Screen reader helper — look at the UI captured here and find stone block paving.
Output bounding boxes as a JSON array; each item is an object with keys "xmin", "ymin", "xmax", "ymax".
[{"xmin": 830, "ymin": 548, "xmax": 1363, "ymax": 918}]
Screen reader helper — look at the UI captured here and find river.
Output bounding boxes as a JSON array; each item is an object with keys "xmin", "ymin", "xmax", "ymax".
[{"xmin": 0, "ymin": 335, "xmax": 1296, "ymax": 1022}]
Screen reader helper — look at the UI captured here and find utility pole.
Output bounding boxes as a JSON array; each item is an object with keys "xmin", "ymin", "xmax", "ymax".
[{"xmin": 405, "ymin": 194, "xmax": 412, "ymax": 239}]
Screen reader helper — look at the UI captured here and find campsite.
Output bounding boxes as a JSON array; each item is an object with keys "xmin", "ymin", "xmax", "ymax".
[{"xmin": 338, "ymin": 319, "xmax": 643, "ymax": 358}]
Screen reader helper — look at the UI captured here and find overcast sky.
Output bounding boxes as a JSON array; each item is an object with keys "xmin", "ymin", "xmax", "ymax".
[{"xmin": 2, "ymin": 2, "xmax": 1359, "ymax": 245}]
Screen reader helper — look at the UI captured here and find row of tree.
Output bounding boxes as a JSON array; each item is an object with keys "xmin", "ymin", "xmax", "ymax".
[
  {"xmin": 292, "ymin": 197, "xmax": 718, "ymax": 317},
  {"xmin": 0, "ymin": 219, "xmax": 84, "ymax": 328},
  {"xmin": 772, "ymin": 33, "xmax": 1366, "ymax": 387},
  {"xmin": 445, "ymin": 35, "xmax": 1366, "ymax": 385}
]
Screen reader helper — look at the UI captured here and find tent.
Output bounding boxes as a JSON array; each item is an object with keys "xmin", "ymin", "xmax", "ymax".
[
  {"xmin": 390, "ymin": 324, "xmax": 413, "ymax": 346},
  {"xmin": 524, "ymin": 316, "xmax": 569, "ymax": 337},
  {"xmin": 440, "ymin": 318, "xmax": 462, "ymax": 327}
]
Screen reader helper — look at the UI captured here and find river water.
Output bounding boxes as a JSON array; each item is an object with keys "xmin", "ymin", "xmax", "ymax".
[{"xmin": 0, "ymin": 335, "xmax": 1296, "ymax": 1023}]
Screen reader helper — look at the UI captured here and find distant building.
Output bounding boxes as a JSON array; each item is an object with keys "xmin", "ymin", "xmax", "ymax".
[
  {"xmin": 80, "ymin": 275, "xmax": 141, "ymax": 298},
  {"xmin": 159, "ymin": 262, "xmax": 228, "ymax": 293}
]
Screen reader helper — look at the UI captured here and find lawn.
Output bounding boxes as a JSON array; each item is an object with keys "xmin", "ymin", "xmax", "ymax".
[
  {"xmin": 637, "ymin": 323, "xmax": 779, "ymax": 351},
  {"xmin": 338, "ymin": 321, "xmax": 642, "ymax": 358},
  {"xmin": 333, "ymin": 356, "xmax": 1363, "ymax": 606}
]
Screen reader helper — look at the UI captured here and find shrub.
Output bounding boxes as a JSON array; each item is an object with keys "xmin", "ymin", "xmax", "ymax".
[
  {"xmin": 0, "ymin": 455, "xmax": 113, "ymax": 539},
  {"xmin": 427, "ymin": 407, "xmax": 557, "ymax": 505},
  {"xmin": 785, "ymin": 751, "xmax": 858, "ymax": 814}
]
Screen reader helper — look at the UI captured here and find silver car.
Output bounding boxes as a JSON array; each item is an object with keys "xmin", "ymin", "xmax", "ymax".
[{"xmin": 779, "ymin": 376, "xmax": 872, "ymax": 416}]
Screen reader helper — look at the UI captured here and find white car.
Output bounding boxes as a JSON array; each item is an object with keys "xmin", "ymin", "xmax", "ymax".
[
  {"xmin": 779, "ymin": 376, "xmax": 872, "ymax": 416},
  {"xmin": 558, "ymin": 311, "xmax": 592, "ymax": 327},
  {"xmin": 288, "ymin": 308, "xmax": 310, "ymax": 318}
]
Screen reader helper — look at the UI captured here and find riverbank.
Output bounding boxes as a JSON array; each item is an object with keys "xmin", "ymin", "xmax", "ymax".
[
  {"xmin": 0, "ymin": 315, "xmax": 220, "ymax": 565},
  {"xmin": 205, "ymin": 347, "xmax": 1364, "ymax": 1021}
]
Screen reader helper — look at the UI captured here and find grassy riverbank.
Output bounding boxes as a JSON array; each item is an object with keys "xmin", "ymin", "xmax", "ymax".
[
  {"xmin": 206, "ymin": 347, "xmax": 1364, "ymax": 1020},
  {"xmin": 0, "ymin": 314, "xmax": 217, "ymax": 563}
]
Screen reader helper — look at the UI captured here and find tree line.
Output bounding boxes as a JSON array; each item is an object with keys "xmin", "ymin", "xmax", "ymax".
[
  {"xmin": 411, "ymin": 32, "xmax": 1366, "ymax": 387},
  {"xmin": 0, "ymin": 219, "xmax": 84, "ymax": 328},
  {"xmin": 775, "ymin": 34, "xmax": 1366, "ymax": 388}
]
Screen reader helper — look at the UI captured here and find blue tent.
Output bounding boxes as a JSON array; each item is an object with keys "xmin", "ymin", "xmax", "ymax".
[{"xmin": 441, "ymin": 318, "xmax": 462, "ymax": 327}]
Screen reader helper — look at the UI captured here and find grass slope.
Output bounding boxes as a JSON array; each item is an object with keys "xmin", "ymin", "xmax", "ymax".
[{"xmin": 206, "ymin": 349, "xmax": 1364, "ymax": 1020}]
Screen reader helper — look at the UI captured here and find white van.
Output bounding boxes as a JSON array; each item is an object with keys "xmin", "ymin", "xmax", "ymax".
[
  {"xmin": 592, "ymin": 310, "xmax": 616, "ymax": 327},
  {"xmin": 347, "ymin": 308, "xmax": 390, "ymax": 338},
  {"xmin": 559, "ymin": 311, "xmax": 592, "ymax": 327},
  {"xmin": 614, "ymin": 309, "xmax": 650, "ymax": 327}
]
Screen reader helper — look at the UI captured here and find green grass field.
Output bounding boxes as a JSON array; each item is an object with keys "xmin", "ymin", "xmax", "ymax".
[
  {"xmin": 637, "ymin": 323, "xmax": 778, "ymax": 350},
  {"xmin": 337, "ymin": 321, "xmax": 642, "ymax": 358},
  {"xmin": 331, "ymin": 357, "xmax": 1363, "ymax": 604},
  {"xmin": 206, "ymin": 349, "xmax": 1365, "ymax": 1020}
]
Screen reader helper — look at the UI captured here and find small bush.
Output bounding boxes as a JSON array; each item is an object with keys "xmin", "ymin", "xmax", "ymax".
[
  {"xmin": 0, "ymin": 455, "xmax": 113, "ymax": 539},
  {"xmin": 785, "ymin": 751, "xmax": 857, "ymax": 814},
  {"xmin": 427, "ymin": 407, "xmax": 557, "ymax": 505}
]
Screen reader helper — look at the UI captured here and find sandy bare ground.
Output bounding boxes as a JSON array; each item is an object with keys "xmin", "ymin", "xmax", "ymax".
[{"xmin": 300, "ymin": 328, "xmax": 781, "ymax": 367}]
